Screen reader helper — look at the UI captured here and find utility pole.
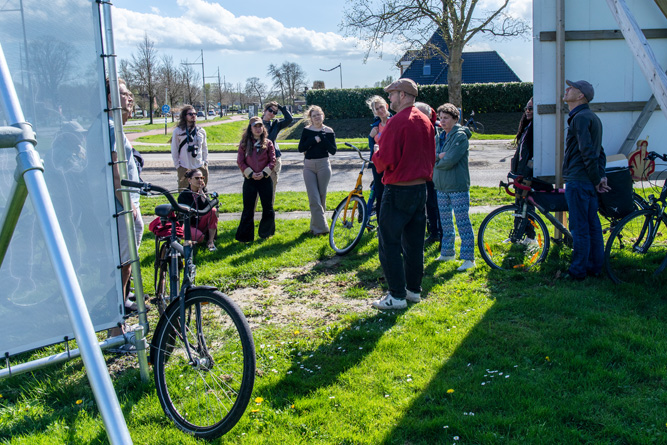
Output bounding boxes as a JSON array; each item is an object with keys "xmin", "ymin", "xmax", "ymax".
[
  {"xmin": 204, "ymin": 66, "xmax": 221, "ymax": 118},
  {"xmin": 181, "ymin": 50, "xmax": 207, "ymax": 120},
  {"xmin": 319, "ymin": 63, "xmax": 343, "ymax": 89}
]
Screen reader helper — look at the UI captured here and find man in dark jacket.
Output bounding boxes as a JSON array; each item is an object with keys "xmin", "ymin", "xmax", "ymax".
[
  {"xmin": 261, "ymin": 102, "xmax": 293, "ymax": 205},
  {"xmin": 562, "ymin": 79, "xmax": 610, "ymax": 280}
]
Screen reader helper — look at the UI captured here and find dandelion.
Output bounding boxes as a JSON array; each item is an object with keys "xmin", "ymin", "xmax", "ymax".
[
  {"xmin": 251, "ymin": 409, "xmax": 259, "ymax": 413},
  {"xmin": 447, "ymin": 389, "xmax": 455, "ymax": 394},
  {"xmin": 291, "ymin": 404, "xmax": 295, "ymax": 409},
  {"xmin": 294, "ymin": 330, "xmax": 300, "ymax": 335},
  {"xmin": 76, "ymin": 400, "xmax": 83, "ymax": 405},
  {"xmin": 255, "ymin": 397, "xmax": 264, "ymax": 404},
  {"xmin": 0, "ymin": 394, "xmax": 3, "ymax": 398},
  {"xmin": 545, "ymin": 356, "xmax": 550, "ymax": 361}
]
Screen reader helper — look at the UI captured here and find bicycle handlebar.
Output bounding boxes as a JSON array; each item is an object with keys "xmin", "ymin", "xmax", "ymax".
[
  {"xmin": 120, "ymin": 179, "xmax": 219, "ymax": 216},
  {"xmin": 345, "ymin": 142, "xmax": 372, "ymax": 163},
  {"xmin": 645, "ymin": 151, "xmax": 667, "ymax": 162}
]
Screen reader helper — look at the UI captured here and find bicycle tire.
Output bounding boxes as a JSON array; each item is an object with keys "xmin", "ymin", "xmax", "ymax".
[
  {"xmin": 154, "ymin": 241, "xmax": 171, "ymax": 315},
  {"xmin": 604, "ymin": 208, "xmax": 666, "ymax": 285},
  {"xmin": 469, "ymin": 122, "xmax": 485, "ymax": 134},
  {"xmin": 601, "ymin": 192, "xmax": 651, "ymax": 237},
  {"xmin": 477, "ymin": 205, "xmax": 550, "ymax": 270},
  {"xmin": 329, "ymin": 195, "xmax": 367, "ymax": 255},
  {"xmin": 152, "ymin": 289, "xmax": 256, "ymax": 439}
]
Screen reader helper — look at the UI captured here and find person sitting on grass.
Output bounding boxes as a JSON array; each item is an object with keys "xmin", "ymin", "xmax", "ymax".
[{"xmin": 177, "ymin": 169, "xmax": 218, "ymax": 251}]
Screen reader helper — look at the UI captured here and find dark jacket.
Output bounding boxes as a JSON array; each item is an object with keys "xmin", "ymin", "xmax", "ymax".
[
  {"xmin": 511, "ymin": 121, "xmax": 533, "ymax": 177},
  {"xmin": 563, "ymin": 104, "xmax": 605, "ymax": 185},
  {"xmin": 263, "ymin": 105, "xmax": 293, "ymax": 157}
]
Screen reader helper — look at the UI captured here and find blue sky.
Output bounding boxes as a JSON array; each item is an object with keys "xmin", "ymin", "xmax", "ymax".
[{"xmin": 111, "ymin": 0, "xmax": 533, "ymax": 91}]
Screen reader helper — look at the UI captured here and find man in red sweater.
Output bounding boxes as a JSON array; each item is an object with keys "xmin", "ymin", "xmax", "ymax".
[{"xmin": 371, "ymin": 78, "xmax": 436, "ymax": 310}]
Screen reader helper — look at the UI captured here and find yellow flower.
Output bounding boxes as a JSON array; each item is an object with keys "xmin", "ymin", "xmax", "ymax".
[
  {"xmin": 545, "ymin": 356, "xmax": 550, "ymax": 361},
  {"xmin": 291, "ymin": 404, "xmax": 295, "ymax": 409},
  {"xmin": 447, "ymin": 389, "xmax": 455, "ymax": 394},
  {"xmin": 251, "ymin": 409, "xmax": 259, "ymax": 413},
  {"xmin": 294, "ymin": 330, "xmax": 300, "ymax": 335},
  {"xmin": 76, "ymin": 400, "xmax": 83, "ymax": 405},
  {"xmin": 255, "ymin": 397, "xmax": 264, "ymax": 404},
  {"xmin": 0, "ymin": 394, "xmax": 3, "ymax": 398}
]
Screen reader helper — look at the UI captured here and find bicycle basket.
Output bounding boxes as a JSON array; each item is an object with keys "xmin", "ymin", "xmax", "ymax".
[
  {"xmin": 531, "ymin": 190, "xmax": 568, "ymax": 212},
  {"xmin": 598, "ymin": 167, "xmax": 635, "ymax": 219}
]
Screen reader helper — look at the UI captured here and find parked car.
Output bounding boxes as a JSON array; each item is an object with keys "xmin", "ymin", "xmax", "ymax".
[
  {"xmin": 208, "ymin": 110, "xmax": 214, "ymax": 116},
  {"xmin": 197, "ymin": 111, "xmax": 204, "ymax": 117}
]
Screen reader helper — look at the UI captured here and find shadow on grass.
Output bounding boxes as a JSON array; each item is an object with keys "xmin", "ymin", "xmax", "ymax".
[{"xmin": 383, "ymin": 263, "xmax": 667, "ymax": 444}]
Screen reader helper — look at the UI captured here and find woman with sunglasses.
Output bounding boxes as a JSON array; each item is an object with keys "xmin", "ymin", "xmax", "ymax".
[
  {"xmin": 261, "ymin": 101, "xmax": 293, "ymax": 205},
  {"xmin": 177, "ymin": 169, "xmax": 218, "ymax": 251},
  {"xmin": 511, "ymin": 97, "xmax": 534, "ymax": 178},
  {"xmin": 171, "ymin": 105, "xmax": 209, "ymax": 191},
  {"xmin": 235, "ymin": 116, "xmax": 276, "ymax": 242}
]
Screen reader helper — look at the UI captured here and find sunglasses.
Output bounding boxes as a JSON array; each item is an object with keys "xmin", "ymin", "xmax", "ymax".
[
  {"xmin": 187, "ymin": 112, "xmax": 197, "ymax": 116},
  {"xmin": 267, "ymin": 108, "xmax": 278, "ymax": 114},
  {"xmin": 525, "ymin": 106, "xmax": 533, "ymax": 111},
  {"xmin": 191, "ymin": 176, "xmax": 205, "ymax": 180}
]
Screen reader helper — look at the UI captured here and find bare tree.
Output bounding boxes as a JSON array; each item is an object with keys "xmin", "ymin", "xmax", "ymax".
[
  {"xmin": 180, "ymin": 61, "xmax": 201, "ymax": 106},
  {"xmin": 28, "ymin": 39, "xmax": 76, "ymax": 107},
  {"xmin": 268, "ymin": 62, "xmax": 308, "ymax": 106},
  {"xmin": 374, "ymin": 75, "xmax": 395, "ymax": 88},
  {"xmin": 342, "ymin": 0, "xmax": 528, "ymax": 107},
  {"xmin": 245, "ymin": 77, "xmax": 268, "ymax": 108},
  {"xmin": 159, "ymin": 55, "xmax": 182, "ymax": 122},
  {"xmin": 268, "ymin": 63, "xmax": 287, "ymax": 104},
  {"xmin": 118, "ymin": 59, "xmax": 134, "ymax": 89},
  {"xmin": 131, "ymin": 33, "xmax": 159, "ymax": 124}
]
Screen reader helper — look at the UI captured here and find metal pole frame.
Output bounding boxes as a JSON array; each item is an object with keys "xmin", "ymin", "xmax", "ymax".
[
  {"xmin": 99, "ymin": 0, "xmax": 150, "ymax": 380},
  {"xmin": 0, "ymin": 38, "xmax": 132, "ymax": 445}
]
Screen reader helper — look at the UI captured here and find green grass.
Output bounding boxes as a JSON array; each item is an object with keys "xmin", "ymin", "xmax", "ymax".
[
  {"xmin": 2, "ymin": 214, "xmax": 666, "ymax": 443},
  {"xmin": 123, "ymin": 116, "xmax": 231, "ymax": 133},
  {"xmin": 139, "ymin": 186, "xmax": 513, "ymax": 216}
]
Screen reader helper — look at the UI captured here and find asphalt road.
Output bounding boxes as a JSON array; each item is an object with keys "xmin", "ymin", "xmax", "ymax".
[{"xmin": 140, "ymin": 140, "xmax": 516, "ymax": 195}]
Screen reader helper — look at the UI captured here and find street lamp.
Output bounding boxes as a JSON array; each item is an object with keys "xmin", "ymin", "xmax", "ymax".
[{"xmin": 319, "ymin": 63, "xmax": 342, "ymax": 89}]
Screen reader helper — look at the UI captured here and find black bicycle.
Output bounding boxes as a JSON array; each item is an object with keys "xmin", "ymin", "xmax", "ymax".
[
  {"xmin": 464, "ymin": 110, "xmax": 485, "ymax": 134},
  {"xmin": 604, "ymin": 151, "xmax": 667, "ymax": 285},
  {"xmin": 121, "ymin": 179, "xmax": 255, "ymax": 440},
  {"xmin": 478, "ymin": 173, "xmax": 648, "ymax": 271}
]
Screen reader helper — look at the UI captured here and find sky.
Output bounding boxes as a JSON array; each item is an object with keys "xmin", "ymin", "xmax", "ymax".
[{"xmin": 110, "ymin": 0, "xmax": 533, "ymax": 93}]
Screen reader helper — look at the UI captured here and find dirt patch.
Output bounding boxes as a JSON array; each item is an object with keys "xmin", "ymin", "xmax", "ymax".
[{"xmin": 227, "ymin": 260, "xmax": 379, "ymax": 330}]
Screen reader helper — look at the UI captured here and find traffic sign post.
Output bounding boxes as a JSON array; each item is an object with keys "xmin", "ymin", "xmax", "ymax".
[{"xmin": 162, "ymin": 104, "xmax": 170, "ymax": 135}]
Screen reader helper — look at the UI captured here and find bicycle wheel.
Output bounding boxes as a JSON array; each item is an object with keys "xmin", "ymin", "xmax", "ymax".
[
  {"xmin": 477, "ymin": 205, "xmax": 550, "ymax": 270},
  {"xmin": 601, "ymin": 192, "xmax": 651, "ymax": 237},
  {"xmin": 329, "ymin": 195, "xmax": 367, "ymax": 255},
  {"xmin": 152, "ymin": 289, "xmax": 256, "ymax": 439},
  {"xmin": 470, "ymin": 122, "xmax": 485, "ymax": 134},
  {"xmin": 605, "ymin": 209, "xmax": 666, "ymax": 285}
]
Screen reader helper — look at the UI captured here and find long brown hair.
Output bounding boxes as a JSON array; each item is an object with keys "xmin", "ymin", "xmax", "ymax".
[
  {"xmin": 514, "ymin": 97, "xmax": 533, "ymax": 145},
  {"xmin": 178, "ymin": 105, "xmax": 195, "ymax": 130},
  {"xmin": 240, "ymin": 117, "xmax": 268, "ymax": 156}
]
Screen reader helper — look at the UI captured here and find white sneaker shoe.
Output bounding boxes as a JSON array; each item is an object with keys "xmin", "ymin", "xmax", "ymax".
[
  {"xmin": 371, "ymin": 293, "xmax": 407, "ymax": 310},
  {"xmin": 520, "ymin": 237, "xmax": 538, "ymax": 246},
  {"xmin": 405, "ymin": 289, "xmax": 421, "ymax": 303},
  {"xmin": 437, "ymin": 254, "xmax": 456, "ymax": 262},
  {"xmin": 457, "ymin": 260, "xmax": 476, "ymax": 271}
]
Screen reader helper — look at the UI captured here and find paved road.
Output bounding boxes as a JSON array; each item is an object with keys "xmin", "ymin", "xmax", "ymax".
[{"xmin": 140, "ymin": 140, "xmax": 516, "ymax": 194}]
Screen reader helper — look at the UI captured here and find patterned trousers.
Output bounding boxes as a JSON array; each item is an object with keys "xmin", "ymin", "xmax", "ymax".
[{"xmin": 437, "ymin": 191, "xmax": 475, "ymax": 261}]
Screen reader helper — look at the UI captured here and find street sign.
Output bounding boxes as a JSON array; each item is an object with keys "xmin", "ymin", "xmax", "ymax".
[{"xmin": 161, "ymin": 104, "xmax": 170, "ymax": 114}]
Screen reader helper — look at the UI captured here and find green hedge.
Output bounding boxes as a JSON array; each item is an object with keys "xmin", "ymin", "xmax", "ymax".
[{"xmin": 306, "ymin": 82, "xmax": 533, "ymax": 119}]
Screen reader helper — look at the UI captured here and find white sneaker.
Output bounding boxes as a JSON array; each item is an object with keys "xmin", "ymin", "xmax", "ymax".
[
  {"xmin": 405, "ymin": 289, "xmax": 421, "ymax": 303},
  {"xmin": 457, "ymin": 260, "xmax": 476, "ymax": 271},
  {"xmin": 437, "ymin": 254, "xmax": 456, "ymax": 262},
  {"xmin": 371, "ymin": 293, "xmax": 407, "ymax": 310},
  {"xmin": 520, "ymin": 237, "xmax": 538, "ymax": 246}
]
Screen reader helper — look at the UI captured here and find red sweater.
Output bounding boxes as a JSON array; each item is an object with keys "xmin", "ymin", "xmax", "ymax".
[
  {"xmin": 372, "ymin": 106, "xmax": 435, "ymax": 185},
  {"xmin": 237, "ymin": 139, "xmax": 276, "ymax": 178}
]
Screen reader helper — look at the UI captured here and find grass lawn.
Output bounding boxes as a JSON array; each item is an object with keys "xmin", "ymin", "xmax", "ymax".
[{"xmin": 2, "ymin": 207, "xmax": 665, "ymax": 443}]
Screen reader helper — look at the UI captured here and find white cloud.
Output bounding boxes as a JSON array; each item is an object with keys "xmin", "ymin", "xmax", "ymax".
[
  {"xmin": 113, "ymin": 0, "xmax": 389, "ymax": 59},
  {"xmin": 150, "ymin": 7, "xmax": 161, "ymax": 14}
]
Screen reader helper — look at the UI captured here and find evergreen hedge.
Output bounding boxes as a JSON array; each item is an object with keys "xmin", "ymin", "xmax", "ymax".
[{"xmin": 306, "ymin": 82, "xmax": 533, "ymax": 119}]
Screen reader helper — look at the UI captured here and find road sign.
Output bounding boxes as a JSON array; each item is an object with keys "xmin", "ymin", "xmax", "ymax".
[{"xmin": 161, "ymin": 104, "xmax": 170, "ymax": 114}]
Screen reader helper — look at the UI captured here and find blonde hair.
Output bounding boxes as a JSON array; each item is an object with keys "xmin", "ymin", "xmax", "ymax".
[
  {"xmin": 366, "ymin": 95, "xmax": 387, "ymax": 117},
  {"xmin": 304, "ymin": 105, "xmax": 324, "ymax": 126}
]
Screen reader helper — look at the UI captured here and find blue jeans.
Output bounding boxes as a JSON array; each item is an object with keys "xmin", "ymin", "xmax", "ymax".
[
  {"xmin": 378, "ymin": 184, "xmax": 427, "ymax": 299},
  {"xmin": 437, "ymin": 191, "xmax": 475, "ymax": 260},
  {"xmin": 564, "ymin": 181, "xmax": 604, "ymax": 278}
]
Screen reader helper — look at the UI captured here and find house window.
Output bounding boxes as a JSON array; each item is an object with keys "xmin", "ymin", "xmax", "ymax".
[{"xmin": 423, "ymin": 63, "xmax": 431, "ymax": 76}]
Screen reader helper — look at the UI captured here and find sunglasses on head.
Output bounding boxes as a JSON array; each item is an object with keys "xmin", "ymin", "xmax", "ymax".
[{"xmin": 267, "ymin": 108, "xmax": 278, "ymax": 114}]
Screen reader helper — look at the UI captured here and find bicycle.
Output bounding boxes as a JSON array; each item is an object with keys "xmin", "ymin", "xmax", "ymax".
[
  {"xmin": 477, "ymin": 173, "xmax": 648, "ymax": 271},
  {"xmin": 464, "ymin": 110, "xmax": 485, "ymax": 134},
  {"xmin": 121, "ymin": 179, "xmax": 256, "ymax": 440},
  {"xmin": 329, "ymin": 142, "xmax": 377, "ymax": 255},
  {"xmin": 604, "ymin": 151, "xmax": 667, "ymax": 285}
]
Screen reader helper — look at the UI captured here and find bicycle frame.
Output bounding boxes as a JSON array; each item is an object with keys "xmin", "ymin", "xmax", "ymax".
[{"xmin": 341, "ymin": 144, "xmax": 372, "ymax": 224}]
